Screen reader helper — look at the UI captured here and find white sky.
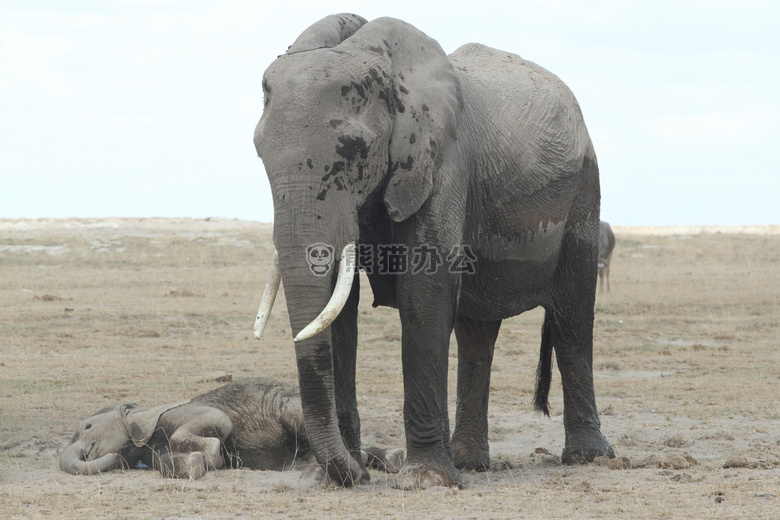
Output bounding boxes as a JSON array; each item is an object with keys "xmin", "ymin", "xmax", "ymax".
[{"xmin": 1, "ymin": 0, "xmax": 778, "ymax": 225}]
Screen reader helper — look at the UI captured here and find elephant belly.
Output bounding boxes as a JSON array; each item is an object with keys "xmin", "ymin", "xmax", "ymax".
[
  {"xmin": 224, "ymin": 433, "xmax": 310, "ymax": 471},
  {"xmin": 458, "ymin": 257, "xmax": 555, "ymax": 320},
  {"xmin": 458, "ymin": 225, "xmax": 563, "ymax": 320}
]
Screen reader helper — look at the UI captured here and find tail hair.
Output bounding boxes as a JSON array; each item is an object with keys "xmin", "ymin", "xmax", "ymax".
[{"xmin": 534, "ymin": 311, "xmax": 554, "ymax": 416}]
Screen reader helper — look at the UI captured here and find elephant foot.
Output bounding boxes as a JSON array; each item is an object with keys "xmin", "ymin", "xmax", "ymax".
[
  {"xmin": 451, "ymin": 435, "xmax": 490, "ymax": 472},
  {"xmin": 296, "ymin": 457, "xmax": 371, "ymax": 489},
  {"xmin": 361, "ymin": 447, "xmax": 406, "ymax": 473},
  {"xmin": 296, "ymin": 459, "xmax": 328, "ymax": 489},
  {"xmin": 159, "ymin": 452, "xmax": 207, "ymax": 479},
  {"xmin": 393, "ymin": 459, "xmax": 463, "ymax": 490},
  {"xmin": 561, "ymin": 428, "xmax": 615, "ymax": 465},
  {"xmin": 382, "ymin": 449, "xmax": 406, "ymax": 473}
]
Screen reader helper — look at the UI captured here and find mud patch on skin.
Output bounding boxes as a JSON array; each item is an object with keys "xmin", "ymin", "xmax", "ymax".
[
  {"xmin": 321, "ymin": 162, "xmax": 345, "ymax": 182},
  {"xmin": 391, "ymin": 155, "xmax": 414, "ymax": 173},
  {"xmin": 335, "ymin": 135, "xmax": 368, "ymax": 162}
]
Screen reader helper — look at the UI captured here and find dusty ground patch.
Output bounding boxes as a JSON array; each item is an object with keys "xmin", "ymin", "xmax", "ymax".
[{"xmin": 1, "ymin": 218, "xmax": 778, "ymax": 519}]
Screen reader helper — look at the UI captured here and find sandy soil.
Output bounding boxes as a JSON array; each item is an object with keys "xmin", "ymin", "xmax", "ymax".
[{"xmin": 0, "ymin": 218, "xmax": 778, "ymax": 519}]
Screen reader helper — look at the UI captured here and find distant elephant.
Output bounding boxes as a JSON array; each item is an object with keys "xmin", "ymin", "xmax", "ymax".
[
  {"xmin": 252, "ymin": 14, "xmax": 614, "ymax": 489},
  {"xmin": 598, "ymin": 221, "xmax": 616, "ymax": 291},
  {"xmin": 59, "ymin": 377, "xmax": 404, "ymax": 480}
]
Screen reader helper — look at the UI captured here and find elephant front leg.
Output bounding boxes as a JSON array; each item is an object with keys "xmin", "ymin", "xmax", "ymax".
[
  {"xmin": 451, "ymin": 317, "xmax": 500, "ymax": 471},
  {"xmin": 393, "ymin": 274, "xmax": 462, "ymax": 490}
]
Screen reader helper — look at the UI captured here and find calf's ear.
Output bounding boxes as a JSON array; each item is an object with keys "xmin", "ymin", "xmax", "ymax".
[{"xmin": 125, "ymin": 401, "xmax": 190, "ymax": 446}]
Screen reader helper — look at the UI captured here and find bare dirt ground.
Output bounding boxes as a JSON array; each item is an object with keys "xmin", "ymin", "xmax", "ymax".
[{"xmin": 1, "ymin": 218, "xmax": 778, "ymax": 519}]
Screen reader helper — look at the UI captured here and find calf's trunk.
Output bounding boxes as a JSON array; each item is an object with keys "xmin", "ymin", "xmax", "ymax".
[{"xmin": 59, "ymin": 441, "xmax": 119, "ymax": 475}]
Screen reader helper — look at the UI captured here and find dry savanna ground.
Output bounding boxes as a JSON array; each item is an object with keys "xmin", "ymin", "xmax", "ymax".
[{"xmin": 0, "ymin": 218, "xmax": 778, "ymax": 519}]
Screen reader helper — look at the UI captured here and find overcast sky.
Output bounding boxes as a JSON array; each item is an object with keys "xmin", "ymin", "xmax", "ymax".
[{"xmin": 2, "ymin": 1, "xmax": 778, "ymax": 225}]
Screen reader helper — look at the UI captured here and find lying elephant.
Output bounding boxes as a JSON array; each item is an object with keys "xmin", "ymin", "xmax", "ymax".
[{"xmin": 60, "ymin": 377, "xmax": 404, "ymax": 480}]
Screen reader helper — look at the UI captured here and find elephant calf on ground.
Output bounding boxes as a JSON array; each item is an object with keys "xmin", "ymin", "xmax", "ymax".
[{"xmin": 60, "ymin": 377, "xmax": 404, "ymax": 480}]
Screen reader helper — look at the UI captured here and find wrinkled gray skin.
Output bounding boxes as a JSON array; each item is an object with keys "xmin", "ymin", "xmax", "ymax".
[
  {"xmin": 60, "ymin": 378, "xmax": 404, "ymax": 480},
  {"xmin": 598, "ymin": 221, "xmax": 616, "ymax": 292},
  {"xmin": 254, "ymin": 14, "xmax": 614, "ymax": 489}
]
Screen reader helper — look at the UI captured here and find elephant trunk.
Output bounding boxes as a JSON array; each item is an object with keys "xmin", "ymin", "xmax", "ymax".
[
  {"xmin": 268, "ymin": 188, "xmax": 362, "ymax": 482},
  {"xmin": 59, "ymin": 441, "xmax": 119, "ymax": 475},
  {"xmin": 280, "ymin": 252, "xmax": 363, "ymax": 485}
]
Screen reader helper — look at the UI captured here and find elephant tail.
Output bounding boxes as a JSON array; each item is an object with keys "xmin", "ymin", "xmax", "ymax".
[{"xmin": 534, "ymin": 311, "xmax": 554, "ymax": 416}]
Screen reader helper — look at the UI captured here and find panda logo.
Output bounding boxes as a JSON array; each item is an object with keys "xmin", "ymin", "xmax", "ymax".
[{"xmin": 306, "ymin": 243, "xmax": 334, "ymax": 276}]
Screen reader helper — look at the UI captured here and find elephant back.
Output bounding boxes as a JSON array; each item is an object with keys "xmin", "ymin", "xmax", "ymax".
[
  {"xmin": 450, "ymin": 42, "xmax": 592, "ymax": 182},
  {"xmin": 191, "ymin": 377, "xmax": 302, "ymax": 431}
]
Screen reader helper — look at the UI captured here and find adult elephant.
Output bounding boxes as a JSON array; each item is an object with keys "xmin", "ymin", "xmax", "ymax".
[{"xmin": 253, "ymin": 13, "xmax": 614, "ymax": 489}]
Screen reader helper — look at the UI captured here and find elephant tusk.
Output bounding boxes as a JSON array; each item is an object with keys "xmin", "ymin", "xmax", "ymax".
[
  {"xmin": 294, "ymin": 243, "xmax": 356, "ymax": 342},
  {"xmin": 254, "ymin": 250, "xmax": 282, "ymax": 339}
]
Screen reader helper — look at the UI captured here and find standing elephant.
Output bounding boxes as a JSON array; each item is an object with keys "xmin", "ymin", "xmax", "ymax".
[
  {"xmin": 59, "ymin": 377, "xmax": 404, "ymax": 480},
  {"xmin": 253, "ymin": 14, "xmax": 614, "ymax": 489},
  {"xmin": 598, "ymin": 221, "xmax": 616, "ymax": 291}
]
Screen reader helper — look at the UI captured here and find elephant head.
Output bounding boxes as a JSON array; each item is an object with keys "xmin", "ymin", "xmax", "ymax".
[
  {"xmin": 253, "ymin": 14, "xmax": 460, "ymax": 484},
  {"xmin": 60, "ymin": 402, "xmax": 184, "ymax": 475}
]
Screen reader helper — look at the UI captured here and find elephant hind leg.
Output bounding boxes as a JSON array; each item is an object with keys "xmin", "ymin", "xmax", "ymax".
[
  {"xmin": 550, "ymin": 232, "xmax": 614, "ymax": 463},
  {"xmin": 451, "ymin": 317, "xmax": 501, "ymax": 472},
  {"xmin": 550, "ymin": 308, "xmax": 614, "ymax": 463}
]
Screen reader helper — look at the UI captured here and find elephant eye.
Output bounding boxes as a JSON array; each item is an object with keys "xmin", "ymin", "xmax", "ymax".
[{"xmin": 84, "ymin": 423, "xmax": 92, "ymax": 430}]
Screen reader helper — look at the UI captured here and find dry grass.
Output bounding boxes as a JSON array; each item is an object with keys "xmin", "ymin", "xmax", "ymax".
[{"xmin": 1, "ymin": 218, "xmax": 778, "ymax": 519}]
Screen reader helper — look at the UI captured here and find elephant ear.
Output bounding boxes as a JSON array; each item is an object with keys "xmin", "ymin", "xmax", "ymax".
[
  {"xmin": 367, "ymin": 18, "xmax": 461, "ymax": 222},
  {"xmin": 287, "ymin": 13, "xmax": 368, "ymax": 54},
  {"xmin": 124, "ymin": 400, "xmax": 190, "ymax": 447}
]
